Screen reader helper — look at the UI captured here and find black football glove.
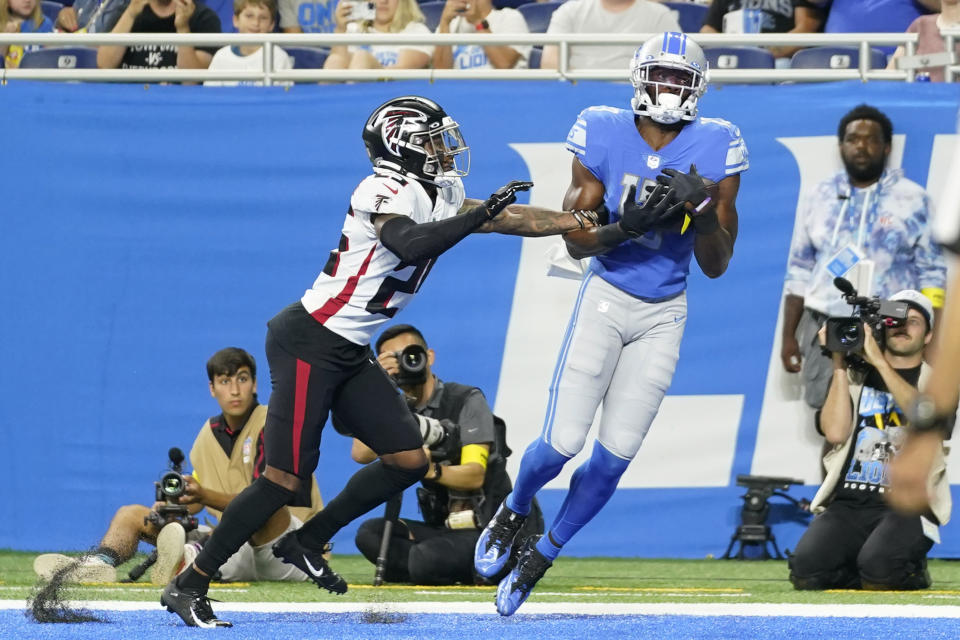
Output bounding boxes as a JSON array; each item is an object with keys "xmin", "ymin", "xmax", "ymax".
[
  {"xmin": 483, "ymin": 180, "xmax": 534, "ymax": 219},
  {"xmin": 656, "ymin": 163, "xmax": 709, "ymax": 206},
  {"xmin": 619, "ymin": 183, "xmax": 685, "ymax": 238}
]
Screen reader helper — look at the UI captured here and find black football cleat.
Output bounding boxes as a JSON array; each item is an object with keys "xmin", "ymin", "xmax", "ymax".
[
  {"xmin": 161, "ymin": 581, "xmax": 232, "ymax": 628},
  {"xmin": 496, "ymin": 535, "xmax": 552, "ymax": 616},
  {"xmin": 474, "ymin": 501, "xmax": 527, "ymax": 578},
  {"xmin": 272, "ymin": 531, "xmax": 347, "ymax": 594}
]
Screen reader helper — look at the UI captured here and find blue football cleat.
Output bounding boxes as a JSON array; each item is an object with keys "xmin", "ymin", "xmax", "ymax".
[
  {"xmin": 474, "ymin": 501, "xmax": 527, "ymax": 578},
  {"xmin": 495, "ymin": 535, "xmax": 552, "ymax": 616}
]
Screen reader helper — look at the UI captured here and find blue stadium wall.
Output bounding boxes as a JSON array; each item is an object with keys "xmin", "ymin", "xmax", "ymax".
[{"xmin": 2, "ymin": 80, "xmax": 959, "ymax": 559}]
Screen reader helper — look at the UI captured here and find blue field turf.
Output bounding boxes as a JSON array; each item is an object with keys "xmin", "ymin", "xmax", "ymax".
[{"xmin": 4, "ymin": 611, "xmax": 959, "ymax": 640}]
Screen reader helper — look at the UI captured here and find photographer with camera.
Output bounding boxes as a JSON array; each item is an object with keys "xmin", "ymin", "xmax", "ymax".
[
  {"xmin": 788, "ymin": 290, "xmax": 951, "ymax": 590},
  {"xmin": 349, "ymin": 324, "xmax": 541, "ymax": 585},
  {"xmin": 33, "ymin": 348, "xmax": 323, "ymax": 585}
]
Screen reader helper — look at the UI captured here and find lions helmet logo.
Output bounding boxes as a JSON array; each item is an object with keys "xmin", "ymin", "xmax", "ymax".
[{"xmin": 375, "ymin": 108, "xmax": 427, "ymax": 156}]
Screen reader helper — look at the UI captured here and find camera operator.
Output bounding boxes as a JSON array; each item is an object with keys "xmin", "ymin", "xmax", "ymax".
[
  {"xmin": 33, "ymin": 347, "xmax": 324, "ymax": 585},
  {"xmin": 350, "ymin": 324, "xmax": 541, "ymax": 585},
  {"xmin": 789, "ymin": 291, "xmax": 951, "ymax": 590}
]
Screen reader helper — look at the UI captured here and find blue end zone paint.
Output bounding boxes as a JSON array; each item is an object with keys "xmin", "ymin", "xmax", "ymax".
[{"xmin": 5, "ymin": 611, "xmax": 960, "ymax": 640}]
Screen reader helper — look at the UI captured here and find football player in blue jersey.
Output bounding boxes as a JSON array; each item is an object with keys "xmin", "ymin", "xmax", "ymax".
[{"xmin": 474, "ymin": 31, "xmax": 749, "ymax": 616}]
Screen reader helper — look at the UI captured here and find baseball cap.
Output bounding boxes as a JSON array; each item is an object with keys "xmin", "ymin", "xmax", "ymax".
[{"xmin": 889, "ymin": 289, "xmax": 934, "ymax": 331}]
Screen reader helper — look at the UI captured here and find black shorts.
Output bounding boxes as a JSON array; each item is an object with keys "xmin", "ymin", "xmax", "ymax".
[{"xmin": 262, "ymin": 303, "xmax": 423, "ymax": 482}]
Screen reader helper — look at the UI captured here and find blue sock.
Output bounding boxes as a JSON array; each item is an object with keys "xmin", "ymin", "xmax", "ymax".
[
  {"xmin": 549, "ymin": 441, "xmax": 631, "ymax": 546},
  {"xmin": 535, "ymin": 532, "xmax": 563, "ymax": 561},
  {"xmin": 506, "ymin": 439, "xmax": 571, "ymax": 516}
]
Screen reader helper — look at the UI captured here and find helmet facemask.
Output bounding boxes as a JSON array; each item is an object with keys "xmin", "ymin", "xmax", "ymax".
[
  {"xmin": 631, "ymin": 63, "xmax": 706, "ymax": 125},
  {"xmin": 412, "ymin": 118, "xmax": 470, "ymax": 187}
]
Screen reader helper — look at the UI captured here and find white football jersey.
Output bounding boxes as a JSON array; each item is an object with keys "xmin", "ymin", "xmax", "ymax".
[{"xmin": 301, "ymin": 168, "xmax": 465, "ymax": 345}]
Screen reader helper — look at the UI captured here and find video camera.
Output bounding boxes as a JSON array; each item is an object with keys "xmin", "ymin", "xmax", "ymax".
[
  {"xmin": 144, "ymin": 447, "xmax": 198, "ymax": 533},
  {"xmin": 825, "ymin": 277, "xmax": 908, "ymax": 353}
]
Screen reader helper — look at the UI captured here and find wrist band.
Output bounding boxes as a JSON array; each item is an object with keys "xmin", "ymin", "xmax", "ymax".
[
  {"xmin": 693, "ymin": 196, "xmax": 712, "ymax": 214},
  {"xmin": 433, "ymin": 462, "xmax": 443, "ymax": 479}
]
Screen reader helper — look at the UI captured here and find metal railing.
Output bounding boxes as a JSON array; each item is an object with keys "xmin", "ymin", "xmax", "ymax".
[{"xmin": 0, "ymin": 30, "xmax": 949, "ymax": 84}]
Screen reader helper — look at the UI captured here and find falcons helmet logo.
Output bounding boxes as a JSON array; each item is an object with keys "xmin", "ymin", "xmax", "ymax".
[{"xmin": 375, "ymin": 108, "xmax": 427, "ymax": 156}]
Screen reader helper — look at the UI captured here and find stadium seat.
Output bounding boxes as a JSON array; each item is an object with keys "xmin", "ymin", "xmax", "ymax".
[
  {"xmin": 704, "ymin": 46, "xmax": 775, "ymax": 70},
  {"xmin": 528, "ymin": 45, "xmax": 542, "ymax": 69},
  {"xmin": 663, "ymin": 1, "xmax": 708, "ymax": 33},
  {"xmin": 41, "ymin": 0, "xmax": 64, "ymax": 23},
  {"xmin": 19, "ymin": 46, "xmax": 98, "ymax": 69},
  {"xmin": 284, "ymin": 47, "xmax": 329, "ymax": 68},
  {"xmin": 517, "ymin": 1, "xmax": 563, "ymax": 34},
  {"xmin": 419, "ymin": 1, "xmax": 446, "ymax": 32},
  {"xmin": 789, "ymin": 46, "xmax": 888, "ymax": 70},
  {"xmin": 493, "ymin": 0, "xmax": 530, "ymax": 8}
]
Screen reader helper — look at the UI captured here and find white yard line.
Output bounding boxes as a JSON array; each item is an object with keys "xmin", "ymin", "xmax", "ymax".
[{"xmin": 4, "ymin": 599, "xmax": 960, "ymax": 618}]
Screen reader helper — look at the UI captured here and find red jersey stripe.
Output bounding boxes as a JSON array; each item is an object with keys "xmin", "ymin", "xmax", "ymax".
[{"xmin": 311, "ymin": 243, "xmax": 378, "ymax": 324}]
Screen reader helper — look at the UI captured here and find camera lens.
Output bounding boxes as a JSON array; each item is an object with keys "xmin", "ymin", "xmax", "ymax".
[
  {"xmin": 160, "ymin": 471, "xmax": 185, "ymax": 498},
  {"xmin": 399, "ymin": 344, "xmax": 427, "ymax": 374},
  {"xmin": 839, "ymin": 324, "xmax": 860, "ymax": 346}
]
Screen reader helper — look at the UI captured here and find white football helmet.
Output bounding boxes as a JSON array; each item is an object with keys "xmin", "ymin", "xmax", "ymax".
[{"xmin": 630, "ymin": 32, "xmax": 708, "ymax": 125}]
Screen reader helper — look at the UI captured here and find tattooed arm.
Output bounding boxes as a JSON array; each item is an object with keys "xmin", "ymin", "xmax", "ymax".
[{"xmin": 464, "ymin": 199, "xmax": 600, "ymax": 237}]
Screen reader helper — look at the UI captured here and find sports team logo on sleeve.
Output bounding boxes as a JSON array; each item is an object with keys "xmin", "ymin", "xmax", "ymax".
[{"xmin": 376, "ymin": 109, "xmax": 427, "ymax": 156}]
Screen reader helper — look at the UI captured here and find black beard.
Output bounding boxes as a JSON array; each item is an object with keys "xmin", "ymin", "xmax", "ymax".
[{"xmin": 843, "ymin": 156, "xmax": 885, "ymax": 184}]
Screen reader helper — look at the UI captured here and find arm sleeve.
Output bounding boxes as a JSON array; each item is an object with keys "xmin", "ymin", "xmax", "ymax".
[
  {"xmin": 456, "ymin": 389, "xmax": 496, "ymax": 446},
  {"xmin": 784, "ymin": 189, "xmax": 816, "ymax": 296},
  {"xmin": 378, "ymin": 205, "xmax": 490, "ymax": 263},
  {"xmin": 545, "ymin": 2, "xmax": 574, "ymax": 33},
  {"xmin": 191, "ymin": 8, "xmax": 223, "ymax": 55},
  {"xmin": 564, "ymin": 108, "xmax": 607, "ymax": 180},
  {"xmin": 913, "ymin": 193, "xmax": 948, "ymax": 290}
]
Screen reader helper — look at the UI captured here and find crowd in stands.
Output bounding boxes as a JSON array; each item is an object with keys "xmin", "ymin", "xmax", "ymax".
[{"xmin": 2, "ymin": 0, "xmax": 958, "ymax": 81}]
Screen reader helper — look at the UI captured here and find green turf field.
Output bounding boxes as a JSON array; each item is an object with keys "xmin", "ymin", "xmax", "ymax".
[{"xmin": 4, "ymin": 550, "xmax": 960, "ymax": 607}]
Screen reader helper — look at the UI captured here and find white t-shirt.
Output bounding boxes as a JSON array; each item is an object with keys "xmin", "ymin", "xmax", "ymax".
[
  {"xmin": 444, "ymin": 8, "xmax": 530, "ymax": 70},
  {"xmin": 346, "ymin": 21, "xmax": 434, "ymax": 67},
  {"xmin": 278, "ymin": 0, "xmax": 339, "ymax": 31},
  {"xmin": 301, "ymin": 168, "xmax": 465, "ymax": 344},
  {"xmin": 546, "ymin": 0, "xmax": 681, "ymax": 70},
  {"xmin": 204, "ymin": 46, "xmax": 294, "ymax": 86}
]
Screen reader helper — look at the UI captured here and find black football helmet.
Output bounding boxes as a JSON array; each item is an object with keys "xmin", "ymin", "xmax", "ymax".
[{"xmin": 362, "ymin": 96, "xmax": 470, "ymax": 186}]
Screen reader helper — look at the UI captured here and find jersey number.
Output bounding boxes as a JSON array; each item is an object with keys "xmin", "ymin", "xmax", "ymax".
[{"xmin": 365, "ymin": 259, "xmax": 436, "ymax": 318}]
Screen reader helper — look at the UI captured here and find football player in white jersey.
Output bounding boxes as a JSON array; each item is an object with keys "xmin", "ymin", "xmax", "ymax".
[{"xmin": 161, "ymin": 95, "xmax": 605, "ymax": 628}]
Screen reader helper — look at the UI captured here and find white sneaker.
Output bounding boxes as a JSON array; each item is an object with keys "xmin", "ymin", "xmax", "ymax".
[
  {"xmin": 151, "ymin": 522, "xmax": 186, "ymax": 586},
  {"xmin": 34, "ymin": 553, "xmax": 116, "ymax": 584}
]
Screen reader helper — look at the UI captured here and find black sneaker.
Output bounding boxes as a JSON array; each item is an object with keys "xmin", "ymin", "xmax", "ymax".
[
  {"xmin": 272, "ymin": 531, "xmax": 347, "ymax": 594},
  {"xmin": 160, "ymin": 581, "xmax": 232, "ymax": 628},
  {"xmin": 474, "ymin": 501, "xmax": 527, "ymax": 579},
  {"xmin": 495, "ymin": 535, "xmax": 552, "ymax": 616}
]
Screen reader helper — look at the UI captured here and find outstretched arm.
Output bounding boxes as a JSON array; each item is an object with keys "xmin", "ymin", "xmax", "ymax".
[{"xmin": 473, "ymin": 199, "xmax": 596, "ymax": 236}]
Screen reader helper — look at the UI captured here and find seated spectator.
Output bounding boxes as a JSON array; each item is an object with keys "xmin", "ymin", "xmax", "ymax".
[
  {"xmin": 278, "ymin": 0, "xmax": 338, "ymax": 33},
  {"xmin": 810, "ymin": 0, "xmax": 939, "ymax": 56},
  {"xmin": 540, "ymin": 0, "xmax": 680, "ymax": 71},
  {"xmin": 888, "ymin": 0, "xmax": 960, "ymax": 81},
  {"xmin": 1, "ymin": 0, "xmax": 53, "ymax": 68},
  {"xmin": 205, "ymin": 0, "xmax": 293, "ymax": 85},
  {"xmin": 96, "ymin": 0, "xmax": 221, "ymax": 71},
  {"xmin": 699, "ymin": 0, "xmax": 823, "ymax": 62},
  {"xmin": 433, "ymin": 0, "xmax": 529, "ymax": 70},
  {"xmin": 323, "ymin": 0, "xmax": 432, "ymax": 69}
]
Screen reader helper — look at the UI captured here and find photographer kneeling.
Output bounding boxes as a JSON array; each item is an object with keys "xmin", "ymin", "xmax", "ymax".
[
  {"xmin": 789, "ymin": 291, "xmax": 951, "ymax": 590},
  {"xmin": 351, "ymin": 324, "xmax": 541, "ymax": 585}
]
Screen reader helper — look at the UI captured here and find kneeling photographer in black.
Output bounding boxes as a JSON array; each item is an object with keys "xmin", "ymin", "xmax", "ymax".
[
  {"xmin": 350, "ymin": 324, "xmax": 541, "ymax": 585},
  {"xmin": 789, "ymin": 289, "xmax": 951, "ymax": 590}
]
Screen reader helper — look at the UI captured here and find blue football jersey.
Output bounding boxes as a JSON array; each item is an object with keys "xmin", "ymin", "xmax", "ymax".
[{"xmin": 565, "ymin": 106, "xmax": 749, "ymax": 300}]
